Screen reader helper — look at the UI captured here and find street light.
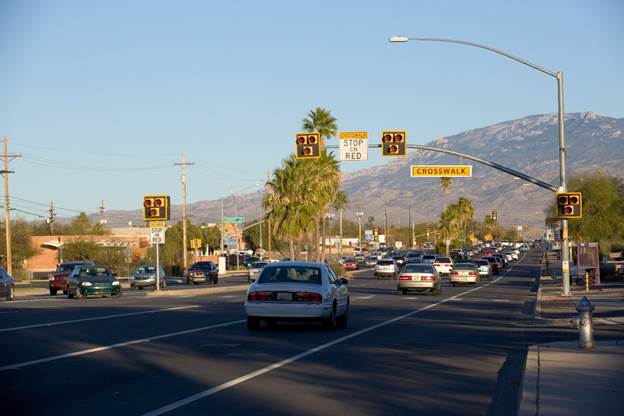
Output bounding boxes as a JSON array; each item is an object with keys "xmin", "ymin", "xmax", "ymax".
[{"xmin": 389, "ymin": 35, "xmax": 571, "ymax": 296}]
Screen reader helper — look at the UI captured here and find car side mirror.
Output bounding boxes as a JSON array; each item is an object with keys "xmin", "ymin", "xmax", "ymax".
[{"xmin": 339, "ymin": 278, "xmax": 349, "ymax": 285}]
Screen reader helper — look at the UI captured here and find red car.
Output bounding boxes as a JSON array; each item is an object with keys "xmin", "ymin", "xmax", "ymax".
[
  {"xmin": 343, "ymin": 258, "xmax": 359, "ymax": 271},
  {"xmin": 48, "ymin": 261, "xmax": 95, "ymax": 296}
]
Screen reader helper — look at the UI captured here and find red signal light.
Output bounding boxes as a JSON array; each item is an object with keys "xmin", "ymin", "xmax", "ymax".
[
  {"xmin": 144, "ymin": 199, "xmax": 152, "ymax": 207},
  {"xmin": 307, "ymin": 135, "xmax": 317, "ymax": 144},
  {"xmin": 303, "ymin": 146, "xmax": 312, "ymax": 156},
  {"xmin": 388, "ymin": 144, "xmax": 399, "ymax": 154},
  {"xmin": 393, "ymin": 134, "xmax": 404, "ymax": 142},
  {"xmin": 154, "ymin": 199, "xmax": 162, "ymax": 207},
  {"xmin": 297, "ymin": 136, "xmax": 306, "ymax": 144},
  {"xmin": 382, "ymin": 134, "xmax": 392, "ymax": 143},
  {"xmin": 558, "ymin": 196, "xmax": 568, "ymax": 205},
  {"xmin": 569, "ymin": 195, "xmax": 579, "ymax": 205}
]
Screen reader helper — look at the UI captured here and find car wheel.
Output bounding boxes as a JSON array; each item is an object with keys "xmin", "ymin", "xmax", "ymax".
[
  {"xmin": 113, "ymin": 290, "xmax": 122, "ymax": 298},
  {"xmin": 193, "ymin": 281, "xmax": 199, "ymax": 285},
  {"xmin": 432, "ymin": 287, "xmax": 442, "ymax": 296},
  {"xmin": 67, "ymin": 289, "xmax": 74, "ymax": 299},
  {"xmin": 75, "ymin": 289, "xmax": 84, "ymax": 299},
  {"xmin": 63, "ymin": 290, "xmax": 68, "ymax": 295},
  {"xmin": 401, "ymin": 289, "xmax": 408, "ymax": 295},
  {"xmin": 50, "ymin": 289, "xmax": 57, "ymax": 296},
  {"xmin": 138, "ymin": 286, "xmax": 143, "ymax": 290},
  {"xmin": 323, "ymin": 304, "xmax": 337, "ymax": 330},
  {"xmin": 213, "ymin": 278, "xmax": 218, "ymax": 285},
  {"xmin": 338, "ymin": 300, "xmax": 349, "ymax": 327},
  {"xmin": 247, "ymin": 317, "xmax": 260, "ymax": 330},
  {"xmin": 451, "ymin": 282, "xmax": 456, "ymax": 287},
  {"xmin": 6, "ymin": 287, "xmax": 15, "ymax": 301}
]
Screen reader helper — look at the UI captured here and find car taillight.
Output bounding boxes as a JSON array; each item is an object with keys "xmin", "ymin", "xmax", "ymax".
[
  {"xmin": 295, "ymin": 292, "xmax": 322, "ymax": 303},
  {"xmin": 421, "ymin": 275, "xmax": 436, "ymax": 281},
  {"xmin": 247, "ymin": 291, "xmax": 273, "ymax": 301},
  {"xmin": 433, "ymin": 263, "xmax": 440, "ymax": 267},
  {"xmin": 399, "ymin": 275, "xmax": 411, "ymax": 280},
  {"xmin": 451, "ymin": 271, "xmax": 458, "ymax": 275},
  {"xmin": 469, "ymin": 272, "xmax": 477, "ymax": 276}
]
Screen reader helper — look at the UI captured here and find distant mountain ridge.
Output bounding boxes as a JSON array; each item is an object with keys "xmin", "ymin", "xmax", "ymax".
[{"xmin": 100, "ymin": 112, "xmax": 623, "ymax": 229}]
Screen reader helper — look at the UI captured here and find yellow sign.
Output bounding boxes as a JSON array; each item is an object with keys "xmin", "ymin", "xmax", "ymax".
[
  {"xmin": 339, "ymin": 131, "xmax": 368, "ymax": 139},
  {"xmin": 410, "ymin": 165, "xmax": 472, "ymax": 177},
  {"xmin": 148, "ymin": 221, "xmax": 166, "ymax": 228},
  {"xmin": 484, "ymin": 233, "xmax": 493, "ymax": 241}
]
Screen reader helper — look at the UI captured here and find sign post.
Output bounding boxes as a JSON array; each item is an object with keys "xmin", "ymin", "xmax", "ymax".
[{"xmin": 150, "ymin": 226, "xmax": 166, "ymax": 291}]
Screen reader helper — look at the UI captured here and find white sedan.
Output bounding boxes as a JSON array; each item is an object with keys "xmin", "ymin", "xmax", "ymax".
[{"xmin": 245, "ymin": 262, "xmax": 349, "ymax": 330}]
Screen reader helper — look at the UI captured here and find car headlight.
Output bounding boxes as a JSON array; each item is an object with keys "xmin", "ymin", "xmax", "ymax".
[
  {"xmin": 81, "ymin": 281, "xmax": 92, "ymax": 286},
  {"xmin": 112, "ymin": 281, "xmax": 120, "ymax": 286}
]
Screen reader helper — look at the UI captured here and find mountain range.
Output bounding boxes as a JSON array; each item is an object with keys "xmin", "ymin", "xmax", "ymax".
[{"xmin": 100, "ymin": 112, "xmax": 623, "ymax": 230}]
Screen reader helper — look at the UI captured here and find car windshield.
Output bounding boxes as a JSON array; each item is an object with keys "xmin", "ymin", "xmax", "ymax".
[
  {"xmin": 251, "ymin": 262, "xmax": 268, "ymax": 268},
  {"xmin": 78, "ymin": 267, "xmax": 111, "ymax": 278},
  {"xmin": 454, "ymin": 263, "xmax": 476, "ymax": 270},
  {"xmin": 403, "ymin": 265, "xmax": 434, "ymax": 273},
  {"xmin": 135, "ymin": 266, "xmax": 156, "ymax": 273},
  {"xmin": 345, "ymin": 258, "xmax": 356, "ymax": 262},
  {"xmin": 377, "ymin": 260, "xmax": 394, "ymax": 266},
  {"xmin": 190, "ymin": 262, "xmax": 213, "ymax": 270},
  {"xmin": 474, "ymin": 260, "xmax": 489, "ymax": 266},
  {"xmin": 422, "ymin": 255, "xmax": 436, "ymax": 260},
  {"xmin": 435, "ymin": 257, "xmax": 451, "ymax": 263},
  {"xmin": 258, "ymin": 266, "xmax": 322, "ymax": 284},
  {"xmin": 58, "ymin": 263, "xmax": 84, "ymax": 272}
]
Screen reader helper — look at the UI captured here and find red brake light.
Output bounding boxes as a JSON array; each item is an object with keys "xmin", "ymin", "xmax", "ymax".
[
  {"xmin": 433, "ymin": 263, "xmax": 440, "ymax": 267},
  {"xmin": 399, "ymin": 275, "xmax": 411, "ymax": 280},
  {"xmin": 247, "ymin": 291, "xmax": 273, "ymax": 301},
  {"xmin": 421, "ymin": 275, "xmax": 436, "ymax": 281},
  {"xmin": 451, "ymin": 271, "xmax": 458, "ymax": 275},
  {"xmin": 295, "ymin": 292, "xmax": 322, "ymax": 303},
  {"xmin": 469, "ymin": 271, "xmax": 477, "ymax": 276}
]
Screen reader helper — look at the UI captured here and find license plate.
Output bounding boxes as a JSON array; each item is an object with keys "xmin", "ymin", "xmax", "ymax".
[
  {"xmin": 412, "ymin": 276, "xmax": 420, "ymax": 281},
  {"xmin": 276, "ymin": 292, "xmax": 292, "ymax": 301}
]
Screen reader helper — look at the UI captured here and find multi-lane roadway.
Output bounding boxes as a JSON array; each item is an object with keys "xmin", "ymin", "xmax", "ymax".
[{"xmin": 0, "ymin": 251, "xmax": 582, "ymax": 415}]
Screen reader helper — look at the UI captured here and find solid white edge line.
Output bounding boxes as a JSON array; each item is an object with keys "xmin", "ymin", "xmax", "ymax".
[
  {"xmin": 142, "ymin": 253, "xmax": 528, "ymax": 416},
  {"xmin": 0, "ymin": 319, "xmax": 245, "ymax": 372},
  {"xmin": 0, "ymin": 305, "xmax": 200, "ymax": 333}
]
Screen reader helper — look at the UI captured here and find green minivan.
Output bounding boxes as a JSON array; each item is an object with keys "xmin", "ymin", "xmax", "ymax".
[{"xmin": 66, "ymin": 265, "xmax": 121, "ymax": 299}]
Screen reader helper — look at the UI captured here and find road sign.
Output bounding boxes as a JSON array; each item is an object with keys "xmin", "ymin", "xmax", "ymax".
[
  {"xmin": 339, "ymin": 137, "xmax": 368, "ymax": 161},
  {"xmin": 339, "ymin": 131, "xmax": 368, "ymax": 139},
  {"xmin": 410, "ymin": 165, "xmax": 472, "ymax": 177},
  {"xmin": 150, "ymin": 227, "xmax": 166, "ymax": 244},
  {"xmin": 148, "ymin": 221, "xmax": 166, "ymax": 228},
  {"xmin": 224, "ymin": 217, "xmax": 245, "ymax": 223},
  {"xmin": 364, "ymin": 229, "xmax": 373, "ymax": 241}
]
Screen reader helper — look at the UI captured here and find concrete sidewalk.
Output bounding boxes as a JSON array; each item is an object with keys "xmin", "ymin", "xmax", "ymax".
[{"xmin": 519, "ymin": 340, "xmax": 624, "ymax": 416}]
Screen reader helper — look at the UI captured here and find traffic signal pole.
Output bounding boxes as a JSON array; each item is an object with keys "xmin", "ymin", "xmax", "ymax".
[{"xmin": 557, "ymin": 72, "xmax": 571, "ymax": 296}]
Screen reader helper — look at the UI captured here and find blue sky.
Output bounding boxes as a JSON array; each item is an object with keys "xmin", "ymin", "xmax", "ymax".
[{"xmin": 1, "ymin": 0, "xmax": 623, "ymax": 218}]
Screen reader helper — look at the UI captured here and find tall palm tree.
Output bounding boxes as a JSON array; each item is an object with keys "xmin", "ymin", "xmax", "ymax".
[
  {"xmin": 332, "ymin": 191, "xmax": 349, "ymax": 258},
  {"xmin": 440, "ymin": 177, "xmax": 453, "ymax": 212},
  {"xmin": 301, "ymin": 107, "xmax": 339, "ymax": 261}
]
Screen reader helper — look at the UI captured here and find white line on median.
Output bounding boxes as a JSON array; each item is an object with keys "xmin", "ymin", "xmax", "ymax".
[
  {"xmin": 352, "ymin": 295, "xmax": 375, "ymax": 300},
  {"xmin": 142, "ymin": 254, "xmax": 526, "ymax": 416},
  {"xmin": 0, "ymin": 305, "xmax": 200, "ymax": 333},
  {"xmin": 0, "ymin": 319, "xmax": 245, "ymax": 371}
]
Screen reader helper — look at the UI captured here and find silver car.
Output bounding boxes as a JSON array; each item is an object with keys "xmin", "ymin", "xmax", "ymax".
[
  {"xmin": 129, "ymin": 265, "xmax": 166, "ymax": 290},
  {"xmin": 248, "ymin": 261, "xmax": 269, "ymax": 282},
  {"xmin": 397, "ymin": 264, "xmax": 441, "ymax": 296},
  {"xmin": 450, "ymin": 262, "xmax": 479, "ymax": 286},
  {"xmin": 245, "ymin": 262, "xmax": 349, "ymax": 330},
  {"xmin": 374, "ymin": 259, "xmax": 398, "ymax": 279},
  {"xmin": 472, "ymin": 259, "xmax": 493, "ymax": 279}
]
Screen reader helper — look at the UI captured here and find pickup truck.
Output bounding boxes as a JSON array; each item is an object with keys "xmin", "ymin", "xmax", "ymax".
[{"xmin": 49, "ymin": 260, "xmax": 95, "ymax": 295}]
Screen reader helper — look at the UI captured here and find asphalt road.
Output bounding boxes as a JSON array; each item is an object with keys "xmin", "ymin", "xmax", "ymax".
[{"xmin": 2, "ymin": 250, "xmax": 615, "ymax": 416}]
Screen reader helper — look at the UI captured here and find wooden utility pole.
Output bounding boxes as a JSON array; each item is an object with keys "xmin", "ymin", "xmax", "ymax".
[
  {"xmin": 384, "ymin": 201, "xmax": 389, "ymax": 247},
  {"xmin": 48, "ymin": 202, "xmax": 56, "ymax": 235},
  {"xmin": 98, "ymin": 200, "xmax": 106, "ymax": 225},
  {"xmin": 2, "ymin": 137, "xmax": 21, "ymax": 275},
  {"xmin": 175, "ymin": 153, "xmax": 195, "ymax": 276},
  {"xmin": 266, "ymin": 170, "xmax": 272, "ymax": 259}
]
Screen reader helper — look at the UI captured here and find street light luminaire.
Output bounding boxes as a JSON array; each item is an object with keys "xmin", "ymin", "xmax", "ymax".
[{"xmin": 389, "ymin": 35, "xmax": 409, "ymax": 43}]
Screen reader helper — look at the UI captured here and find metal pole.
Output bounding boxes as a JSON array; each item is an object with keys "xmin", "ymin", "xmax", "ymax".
[
  {"xmin": 156, "ymin": 243, "xmax": 160, "ymax": 291},
  {"xmin": 220, "ymin": 198, "xmax": 224, "ymax": 255},
  {"xmin": 557, "ymin": 71, "xmax": 570, "ymax": 296},
  {"xmin": 3, "ymin": 138, "xmax": 12, "ymax": 275},
  {"xmin": 358, "ymin": 215, "xmax": 362, "ymax": 251},
  {"xmin": 181, "ymin": 152, "xmax": 188, "ymax": 276}
]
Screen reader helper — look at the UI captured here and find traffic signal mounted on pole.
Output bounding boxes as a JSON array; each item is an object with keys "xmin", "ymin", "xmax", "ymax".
[
  {"xmin": 143, "ymin": 195, "xmax": 170, "ymax": 221},
  {"xmin": 295, "ymin": 132, "xmax": 321, "ymax": 159},
  {"xmin": 381, "ymin": 131, "xmax": 407, "ymax": 157},
  {"xmin": 491, "ymin": 211, "xmax": 497, "ymax": 221},
  {"xmin": 556, "ymin": 192, "xmax": 582, "ymax": 219}
]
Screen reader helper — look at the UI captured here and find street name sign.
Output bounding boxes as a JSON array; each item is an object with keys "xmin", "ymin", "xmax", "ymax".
[
  {"xmin": 339, "ymin": 133, "xmax": 368, "ymax": 161},
  {"xmin": 224, "ymin": 217, "xmax": 245, "ymax": 223},
  {"xmin": 150, "ymin": 227, "xmax": 166, "ymax": 244},
  {"xmin": 411, "ymin": 165, "xmax": 472, "ymax": 177}
]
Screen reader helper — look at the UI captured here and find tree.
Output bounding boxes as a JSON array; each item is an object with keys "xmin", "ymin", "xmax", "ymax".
[
  {"xmin": 201, "ymin": 225, "xmax": 221, "ymax": 254},
  {"xmin": 437, "ymin": 197, "xmax": 474, "ymax": 254},
  {"xmin": 302, "ymin": 107, "xmax": 338, "ymax": 142},
  {"xmin": 0, "ymin": 220, "xmax": 39, "ymax": 277},
  {"xmin": 440, "ymin": 177, "xmax": 453, "ymax": 212},
  {"xmin": 546, "ymin": 172, "xmax": 624, "ymax": 254},
  {"xmin": 332, "ymin": 191, "xmax": 349, "ymax": 257}
]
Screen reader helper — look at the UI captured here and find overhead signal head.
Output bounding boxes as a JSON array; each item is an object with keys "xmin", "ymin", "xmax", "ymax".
[
  {"xmin": 295, "ymin": 132, "xmax": 321, "ymax": 159},
  {"xmin": 381, "ymin": 131, "xmax": 406, "ymax": 157}
]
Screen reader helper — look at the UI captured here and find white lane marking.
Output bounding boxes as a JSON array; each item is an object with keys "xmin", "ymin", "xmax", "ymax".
[
  {"xmin": 142, "ymin": 253, "xmax": 527, "ymax": 416},
  {"xmin": 352, "ymin": 295, "xmax": 375, "ymax": 300},
  {"xmin": 0, "ymin": 319, "xmax": 245, "ymax": 372},
  {"xmin": 0, "ymin": 311, "xmax": 19, "ymax": 314},
  {"xmin": 492, "ymin": 299, "xmax": 511, "ymax": 303},
  {"xmin": 0, "ymin": 305, "xmax": 200, "ymax": 333},
  {"xmin": 218, "ymin": 295, "xmax": 238, "ymax": 299}
]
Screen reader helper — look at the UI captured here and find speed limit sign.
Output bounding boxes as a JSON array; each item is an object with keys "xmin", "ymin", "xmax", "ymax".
[{"xmin": 150, "ymin": 227, "xmax": 166, "ymax": 244}]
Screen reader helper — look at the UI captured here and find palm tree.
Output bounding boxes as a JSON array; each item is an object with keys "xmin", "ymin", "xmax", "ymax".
[
  {"xmin": 301, "ymin": 107, "xmax": 340, "ymax": 261},
  {"xmin": 302, "ymin": 107, "xmax": 338, "ymax": 142},
  {"xmin": 332, "ymin": 191, "xmax": 349, "ymax": 258},
  {"xmin": 440, "ymin": 177, "xmax": 453, "ymax": 212}
]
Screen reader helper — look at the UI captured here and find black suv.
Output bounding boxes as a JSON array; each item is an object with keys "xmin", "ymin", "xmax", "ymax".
[{"xmin": 187, "ymin": 261, "xmax": 219, "ymax": 285}]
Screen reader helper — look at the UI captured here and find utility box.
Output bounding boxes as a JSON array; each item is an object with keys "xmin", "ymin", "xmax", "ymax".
[
  {"xmin": 576, "ymin": 242, "xmax": 600, "ymax": 286},
  {"xmin": 218, "ymin": 256, "xmax": 227, "ymax": 276}
]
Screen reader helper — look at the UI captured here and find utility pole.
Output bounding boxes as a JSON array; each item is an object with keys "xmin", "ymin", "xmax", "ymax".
[
  {"xmin": 355, "ymin": 205, "xmax": 364, "ymax": 253},
  {"xmin": 48, "ymin": 202, "xmax": 56, "ymax": 235},
  {"xmin": 267, "ymin": 170, "xmax": 272, "ymax": 260},
  {"xmin": 175, "ymin": 153, "xmax": 194, "ymax": 276},
  {"xmin": 384, "ymin": 201, "xmax": 389, "ymax": 247},
  {"xmin": 220, "ymin": 198, "xmax": 224, "ymax": 255},
  {"xmin": 98, "ymin": 200, "xmax": 106, "ymax": 225},
  {"xmin": 2, "ymin": 137, "xmax": 21, "ymax": 275},
  {"xmin": 408, "ymin": 203, "xmax": 412, "ymax": 248}
]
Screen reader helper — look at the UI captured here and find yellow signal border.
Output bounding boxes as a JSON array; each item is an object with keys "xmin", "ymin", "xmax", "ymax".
[
  {"xmin": 381, "ymin": 130, "xmax": 407, "ymax": 157},
  {"xmin": 555, "ymin": 192, "xmax": 583, "ymax": 219},
  {"xmin": 294, "ymin": 131, "xmax": 322, "ymax": 160}
]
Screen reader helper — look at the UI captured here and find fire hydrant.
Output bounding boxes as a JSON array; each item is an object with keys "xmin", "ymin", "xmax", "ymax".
[{"xmin": 576, "ymin": 296, "xmax": 595, "ymax": 349}]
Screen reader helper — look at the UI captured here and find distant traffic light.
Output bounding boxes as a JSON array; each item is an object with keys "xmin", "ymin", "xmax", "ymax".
[
  {"xmin": 491, "ymin": 211, "xmax": 497, "ymax": 221},
  {"xmin": 144, "ymin": 195, "xmax": 170, "ymax": 221},
  {"xmin": 556, "ymin": 192, "xmax": 582, "ymax": 219},
  {"xmin": 295, "ymin": 132, "xmax": 321, "ymax": 159},
  {"xmin": 381, "ymin": 131, "xmax": 407, "ymax": 157}
]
